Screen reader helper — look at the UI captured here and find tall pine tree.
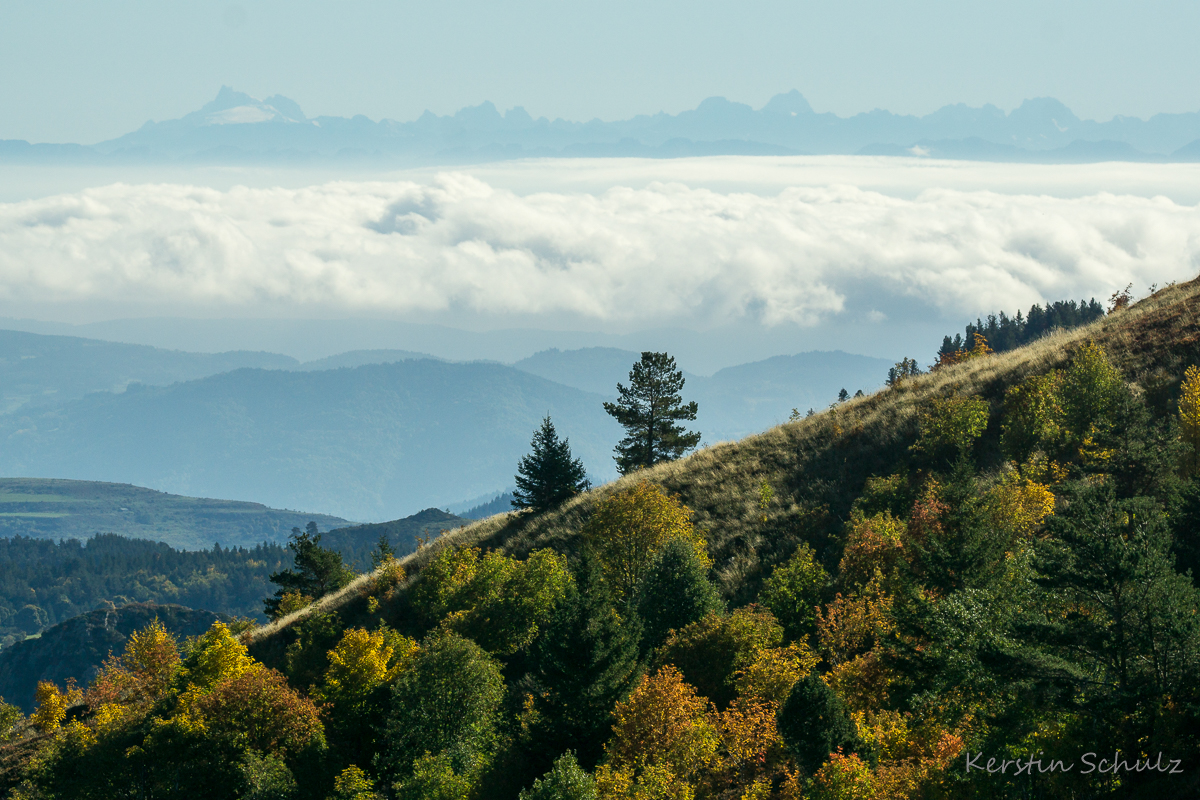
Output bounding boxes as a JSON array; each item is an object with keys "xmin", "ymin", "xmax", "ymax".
[
  {"xmin": 512, "ymin": 416, "xmax": 590, "ymax": 513},
  {"xmin": 603, "ymin": 352, "xmax": 701, "ymax": 474}
]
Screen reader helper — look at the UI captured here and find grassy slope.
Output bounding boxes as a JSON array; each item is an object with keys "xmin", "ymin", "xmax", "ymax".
[
  {"xmin": 0, "ymin": 478, "xmax": 347, "ymax": 551},
  {"xmin": 246, "ymin": 277, "xmax": 1200, "ymax": 664}
]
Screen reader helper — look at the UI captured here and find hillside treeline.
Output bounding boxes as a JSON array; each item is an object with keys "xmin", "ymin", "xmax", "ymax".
[
  {"xmin": 4, "ymin": 297, "xmax": 1200, "ymax": 798},
  {"xmin": 0, "ymin": 534, "xmax": 290, "ymax": 647},
  {"xmin": 939, "ymin": 297, "xmax": 1105, "ymax": 357}
]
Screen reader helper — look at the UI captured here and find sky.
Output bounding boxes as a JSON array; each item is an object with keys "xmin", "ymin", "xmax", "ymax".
[{"xmin": 2, "ymin": 1, "xmax": 1200, "ymax": 144}]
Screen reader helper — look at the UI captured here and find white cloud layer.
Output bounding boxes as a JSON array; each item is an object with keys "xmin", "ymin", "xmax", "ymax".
[{"xmin": 1, "ymin": 171, "xmax": 1197, "ymax": 328}]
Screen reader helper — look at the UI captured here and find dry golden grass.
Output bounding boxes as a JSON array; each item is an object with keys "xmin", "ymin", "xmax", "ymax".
[{"xmin": 246, "ymin": 276, "xmax": 1200, "ymax": 656}]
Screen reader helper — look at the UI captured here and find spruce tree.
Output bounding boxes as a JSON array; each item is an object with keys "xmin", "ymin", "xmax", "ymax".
[
  {"xmin": 635, "ymin": 537, "xmax": 724, "ymax": 653},
  {"xmin": 603, "ymin": 351, "xmax": 701, "ymax": 474},
  {"xmin": 777, "ymin": 673, "xmax": 861, "ymax": 774},
  {"xmin": 529, "ymin": 558, "xmax": 643, "ymax": 769},
  {"xmin": 512, "ymin": 416, "xmax": 590, "ymax": 513}
]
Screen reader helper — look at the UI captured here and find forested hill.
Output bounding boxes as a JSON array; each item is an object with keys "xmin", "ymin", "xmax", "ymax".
[
  {"xmin": 0, "ymin": 533, "xmax": 289, "ymax": 645},
  {"xmin": 0, "ymin": 478, "xmax": 347, "ymax": 551},
  {"xmin": 243, "ymin": 277, "xmax": 1200, "ymax": 798},
  {"xmin": 7, "ymin": 280, "xmax": 1200, "ymax": 799},
  {"xmin": 0, "ymin": 603, "xmax": 229, "ymax": 713}
]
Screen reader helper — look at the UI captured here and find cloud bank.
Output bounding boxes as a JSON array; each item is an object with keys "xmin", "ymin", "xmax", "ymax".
[{"xmin": 1, "ymin": 173, "xmax": 1197, "ymax": 328}]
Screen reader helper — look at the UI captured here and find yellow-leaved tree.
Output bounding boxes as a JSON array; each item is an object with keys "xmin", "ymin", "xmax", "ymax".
[
  {"xmin": 583, "ymin": 481, "xmax": 708, "ymax": 602},
  {"xmin": 1179, "ymin": 364, "xmax": 1200, "ymax": 473}
]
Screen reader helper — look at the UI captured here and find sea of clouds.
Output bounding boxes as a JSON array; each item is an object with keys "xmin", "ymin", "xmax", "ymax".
[{"xmin": 1, "ymin": 162, "xmax": 1198, "ymax": 333}]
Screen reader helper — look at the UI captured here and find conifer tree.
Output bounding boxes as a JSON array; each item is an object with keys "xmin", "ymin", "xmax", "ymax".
[
  {"xmin": 264, "ymin": 522, "xmax": 356, "ymax": 618},
  {"xmin": 512, "ymin": 416, "xmax": 590, "ymax": 513},
  {"xmin": 635, "ymin": 537, "xmax": 724, "ymax": 653},
  {"xmin": 603, "ymin": 352, "xmax": 701, "ymax": 474},
  {"xmin": 777, "ymin": 673, "xmax": 861, "ymax": 775},
  {"xmin": 529, "ymin": 558, "xmax": 643, "ymax": 769}
]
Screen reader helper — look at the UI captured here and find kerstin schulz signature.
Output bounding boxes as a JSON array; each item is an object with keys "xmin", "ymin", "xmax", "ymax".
[{"xmin": 965, "ymin": 751, "xmax": 1184, "ymax": 776}]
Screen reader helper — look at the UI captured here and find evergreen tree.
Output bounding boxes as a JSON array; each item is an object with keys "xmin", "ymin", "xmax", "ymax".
[
  {"xmin": 635, "ymin": 537, "xmax": 724, "ymax": 653},
  {"xmin": 512, "ymin": 415, "xmax": 590, "ymax": 513},
  {"xmin": 369, "ymin": 534, "xmax": 396, "ymax": 571},
  {"xmin": 603, "ymin": 352, "xmax": 701, "ymax": 474},
  {"xmin": 837, "ymin": 388, "xmax": 849, "ymax": 403},
  {"xmin": 264, "ymin": 522, "xmax": 356, "ymax": 618},
  {"xmin": 529, "ymin": 558, "xmax": 643, "ymax": 770},
  {"xmin": 777, "ymin": 673, "xmax": 861, "ymax": 775}
]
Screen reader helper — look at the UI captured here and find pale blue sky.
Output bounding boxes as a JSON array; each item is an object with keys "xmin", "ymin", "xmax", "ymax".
[{"xmin": 2, "ymin": 0, "xmax": 1198, "ymax": 143}]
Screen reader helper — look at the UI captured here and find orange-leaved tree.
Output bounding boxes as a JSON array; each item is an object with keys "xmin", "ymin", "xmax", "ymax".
[{"xmin": 595, "ymin": 665, "xmax": 719, "ymax": 798}]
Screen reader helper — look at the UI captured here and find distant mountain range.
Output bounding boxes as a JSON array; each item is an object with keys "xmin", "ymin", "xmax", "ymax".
[
  {"xmin": 0, "ymin": 329, "xmax": 890, "ymax": 520},
  {"xmin": 5, "ymin": 86, "xmax": 1200, "ymax": 165}
]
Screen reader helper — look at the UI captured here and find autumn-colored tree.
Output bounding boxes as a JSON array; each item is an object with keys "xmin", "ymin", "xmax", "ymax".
[
  {"xmin": 850, "ymin": 709, "xmax": 965, "ymax": 798},
  {"xmin": 934, "ymin": 332, "xmax": 993, "ymax": 370},
  {"xmin": 837, "ymin": 511, "xmax": 908, "ymax": 590},
  {"xmin": 811, "ymin": 751, "xmax": 875, "ymax": 800},
  {"xmin": 31, "ymin": 679, "xmax": 82, "ymax": 732},
  {"xmin": 583, "ymin": 482, "xmax": 708, "ymax": 602},
  {"xmin": 906, "ymin": 478, "xmax": 948, "ymax": 543},
  {"xmin": 655, "ymin": 605, "xmax": 783, "ymax": 708},
  {"xmin": 1001, "ymin": 370, "xmax": 1066, "ymax": 462},
  {"xmin": 984, "ymin": 471, "xmax": 1055, "ymax": 540},
  {"xmin": 760, "ymin": 543, "xmax": 830, "ymax": 641},
  {"xmin": 817, "ymin": 586, "xmax": 894, "ymax": 668},
  {"xmin": 330, "ymin": 765, "xmax": 383, "ymax": 800},
  {"xmin": 1179, "ymin": 364, "xmax": 1200, "ymax": 473},
  {"xmin": 319, "ymin": 626, "xmax": 419, "ymax": 762},
  {"xmin": 192, "ymin": 665, "xmax": 325, "ymax": 758},
  {"xmin": 733, "ymin": 641, "xmax": 820, "ymax": 705},
  {"xmin": 89, "ymin": 617, "xmax": 181, "ymax": 708},
  {"xmin": 913, "ymin": 395, "xmax": 990, "ymax": 461},
  {"xmin": 1059, "ymin": 340, "xmax": 1124, "ymax": 443},
  {"xmin": 598, "ymin": 665, "xmax": 720, "ymax": 794},
  {"xmin": 412, "ymin": 546, "xmax": 573, "ymax": 654},
  {"xmin": 178, "ymin": 620, "xmax": 258, "ymax": 691}
]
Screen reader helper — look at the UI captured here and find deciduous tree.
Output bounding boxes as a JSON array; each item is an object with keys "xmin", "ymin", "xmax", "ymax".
[{"xmin": 583, "ymin": 482, "xmax": 708, "ymax": 603}]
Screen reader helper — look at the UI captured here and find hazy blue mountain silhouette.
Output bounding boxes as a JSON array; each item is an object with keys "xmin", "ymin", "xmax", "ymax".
[
  {"xmin": 0, "ymin": 329, "xmax": 891, "ymax": 521},
  {"xmin": 0, "ymin": 359, "xmax": 624, "ymax": 522},
  {"xmin": 6, "ymin": 87, "xmax": 1200, "ymax": 164}
]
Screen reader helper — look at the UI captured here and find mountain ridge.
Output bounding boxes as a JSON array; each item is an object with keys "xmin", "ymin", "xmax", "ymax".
[{"xmin": 6, "ymin": 87, "xmax": 1200, "ymax": 164}]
